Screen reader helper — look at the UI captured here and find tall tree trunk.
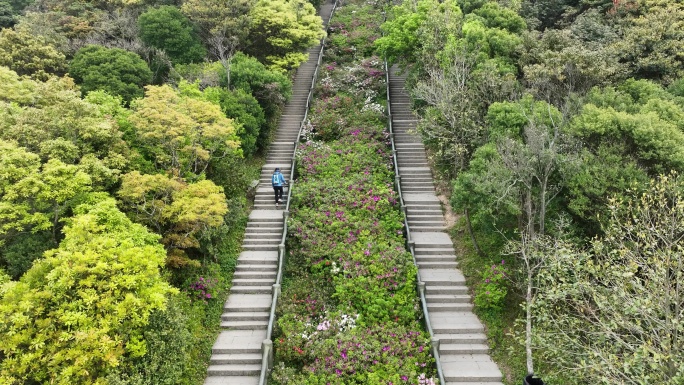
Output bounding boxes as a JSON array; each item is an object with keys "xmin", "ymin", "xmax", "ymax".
[
  {"xmin": 526, "ymin": 267, "xmax": 534, "ymax": 375},
  {"xmin": 465, "ymin": 207, "xmax": 486, "ymax": 258}
]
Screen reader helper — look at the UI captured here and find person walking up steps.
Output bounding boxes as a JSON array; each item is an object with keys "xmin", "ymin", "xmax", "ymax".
[{"xmin": 272, "ymin": 167, "xmax": 287, "ymax": 207}]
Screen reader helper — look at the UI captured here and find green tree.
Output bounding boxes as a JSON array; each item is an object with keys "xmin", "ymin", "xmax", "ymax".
[
  {"xmin": 228, "ymin": 52, "xmax": 292, "ymax": 123},
  {"xmin": 0, "ymin": 141, "xmax": 92, "ymax": 245},
  {"xmin": 209, "ymin": 87, "xmax": 266, "ymax": 157},
  {"xmin": 375, "ymin": 0, "xmax": 463, "ymax": 65},
  {"xmin": 69, "ymin": 45, "xmax": 152, "ymax": 104},
  {"xmin": 181, "ymin": 0, "xmax": 252, "ymax": 83},
  {"xmin": 0, "ymin": 197, "xmax": 176, "ymax": 385},
  {"xmin": 0, "ymin": 2, "xmax": 16, "ymax": 28},
  {"xmin": 452, "ymin": 96, "xmax": 574, "ymax": 273},
  {"xmin": 128, "ymin": 84, "xmax": 241, "ymax": 178},
  {"xmin": 520, "ymin": 27, "xmax": 620, "ymax": 100},
  {"xmin": 569, "ymin": 82, "xmax": 684, "ymax": 171},
  {"xmin": 531, "ymin": 173, "xmax": 684, "ymax": 384},
  {"xmin": 519, "ymin": 0, "xmax": 585, "ymax": 30},
  {"xmin": 0, "ymin": 27, "xmax": 67, "ymax": 81},
  {"xmin": 563, "ymin": 79, "xmax": 684, "ymax": 232},
  {"xmin": 247, "ymin": 0, "xmax": 325, "ymax": 70},
  {"xmin": 138, "ymin": 6, "xmax": 206, "ymax": 65},
  {"xmin": 117, "ymin": 171, "xmax": 228, "ymax": 267},
  {"xmin": 1, "ymin": 232, "xmax": 55, "ymax": 280},
  {"xmin": 104, "ymin": 295, "xmax": 194, "ymax": 385},
  {"xmin": 0, "ymin": 67, "xmax": 130, "ymax": 190},
  {"xmin": 613, "ymin": 1, "xmax": 684, "ymax": 84}
]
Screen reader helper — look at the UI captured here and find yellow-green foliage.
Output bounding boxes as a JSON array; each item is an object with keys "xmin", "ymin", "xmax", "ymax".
[
  {"xmin": 0, "ymin": 197, "xmax": 176, "ymax": 385},
  {"xmin": 118, "ymin": 172, "xmax": 229, "ymax": 266},
  {"xmin": 129, "ymin": 84, "xmax": 241, "ymax": 178},
  {"xmin": 0, "ymin": 140, "xmax": 92, "ymax": 244},
  {"xmin": 248, "ymin": 0, "xmax": 325, "ymax": 71},
  {"xmin": 0, "ymin": 27, "xmax": 67, "ymax": 81}
]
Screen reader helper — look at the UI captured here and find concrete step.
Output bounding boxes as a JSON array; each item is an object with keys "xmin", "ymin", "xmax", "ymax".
[
  {"xmin": 407, "ymin": 209, "xmax": 442, "ymax": 216},
  {"xmin": 247, "ymin": 217, "xmax": 285, "ymax": 224},
  {"xmin": 230, "ymin": 285, "xmax": 273, "ymax": 294},
  {"xmin": 235, "ymin": 264, "xmax": 277, "ymax": 272},
  {"xmin": 440, "ymin": 343, "xmax": 490, "ymax": 355},
  {"xmin": 224, "ymin": 294, "xmax": 272, "ymax": 312},
  {"xmin": 444, "ymin": 382, "xmax": 504, "ymax": 385},
  {"xmin": 210, "ymin": 353, "xmax": 261, "ymax": 365},
  {"xmin": 426, "ymin": 294, "xmax": 471, "ymax": 303},
  {"xmin": 222, "ymin": 311, "xmax": 270, "ymax": 321},
  {"xmin": 420, "ymin": 270, "xmax": 466, "ymax": 286},
  {"xmin": 415, "ymin": 255, "xmax": 456, "ymax": 262},
  {"xmin": 220, "ymin": 320, "xmax": 269, "ymax": 330},
  {"xmin": 232, "ymin": 279, "xmax": 275, "ymax": 287},
  {"xmin": 242, "ymin": 244, "xmax": 279, "ymax": 251},
  {"xmin": 237, "ymin": 250, "xmax": 277, "ymax": 262},
  {"xmin": 206, "ymin": 364, "xmax": 261, "ymax": 376},
  {"xmin": 408, "ymin": 215, "xmax": 445, "ymax": 223},
  {"xmin": 243, "ymin": 232, "xmax": 281, "ymax": 239},
  {"xmin": 418, "ymin": 261, "xmax": 459, "ymax": 269},
  {"xmin": 427, "ymin": 302, "xmax": 473, "ymax": 312},
  {"xmin": 441, "ymin": 354, "xmax": 502, "ymax": 382},
  {"xmin": 402, "ymin": 185, "xmax": 435, "ymax": 192},
  {"xmin": 411, "ymin": 226, "xmax": 448, "ymax": 232},
  {"xmin": 396, "ymin": 155, "xmax": 428, "ymax": 161},
  {"xmin": 433, "ymin": 333, "xmax": 488, "ymax": 344},
  {"xmin": 414, "ymin": 247, "xmax": 454, "ymax": 255},
  {"xmin": 405, "ymin": 204, "xmax": 442, "ymax": 211},
  {"xmin": 204, "ymin": 376, "xmax": 259, "ymax": 385},
  {"xmin": 233, "ymin": 271, "xmax": 276, "ymax": 280},
  {"xmin": 243, "ymin": 238, "xmax": 280, "ymax": 246},
  {"xmin": 425, "ymin": 285, "xmax": 467, "ymax": 295}
]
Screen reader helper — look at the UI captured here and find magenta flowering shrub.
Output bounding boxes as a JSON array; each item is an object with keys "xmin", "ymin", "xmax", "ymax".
[
  {"xmin": 271, "ymin": 0, "xmax": 438, "ymax": 383},
  {"xmin": 316, "ymin": 56, "xmax": 387, "ymax": 100},
  {"xmin": 187, "ymin": 276, "xmax": 217, "ymax": 302},
  {"xmin": 308, "ymin": 95, "xmax": 386, "ymax": 141},
  {"xmin": 325, "ymin": 5, "xmax": 383, "ymax": 63},
  {"xmin": 473, "ymin": 260, "xmax": 509, "ymax": 312}
]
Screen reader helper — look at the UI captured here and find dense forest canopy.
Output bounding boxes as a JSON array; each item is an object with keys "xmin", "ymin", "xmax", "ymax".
[
  {"xmin": 1, "ymin": 0, "xmax": 683, "ymax": 383},
  {"xmin": 377, "ymin": 0, "xmax": 684, "ymax": 383},
  {"xmin": 0, "ymin": 0, "xmax": 323, "ymax": 382}
]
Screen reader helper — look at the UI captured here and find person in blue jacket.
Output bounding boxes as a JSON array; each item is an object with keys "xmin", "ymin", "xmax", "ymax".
[{"xmin": 271, "ymin": 167, "xmax": 287, "ymax": 204}]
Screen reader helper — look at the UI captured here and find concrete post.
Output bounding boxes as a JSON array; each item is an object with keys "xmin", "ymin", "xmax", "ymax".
[
  {"xmin": 262, "ymin": 339, "xmax": 274, "ymax": 369},
  {"xmin": 272, "ymin": 283, "xmax": 281, "ymax": 296},
  {"xmin": 431, "ymin": 337, "xmax": 440, "ymax": 351}
]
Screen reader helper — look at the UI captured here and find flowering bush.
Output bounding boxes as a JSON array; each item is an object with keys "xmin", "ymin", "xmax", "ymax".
[
  {"xmin": 473, "ymin": 260, "xmax": 509, "ymax": 312},
  {"xmin": 325, "ymin": 5, "xmax": 383, "ymax": 64},
  {"xmin": 271, "ymin": 0, "xmax": 438, "ymax": 383},
  {"xmin": 316, "ymin": 57, "xmax": 387, "ymax": 100},
  {"xmin": 187, "ymin": 276, "xmax": 218, "ymax": 302}
]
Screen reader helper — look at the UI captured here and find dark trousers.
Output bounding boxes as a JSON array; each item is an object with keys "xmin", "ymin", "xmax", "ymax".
[{"xmin": 273, "ymin": 186, "xmax": 283, "ymax": 203}]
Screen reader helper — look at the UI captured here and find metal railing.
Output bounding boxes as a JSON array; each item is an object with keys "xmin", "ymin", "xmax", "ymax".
[
  {"xmin": 384, "ymin": 61, "xmax": 447, "ymax": 385},
  {"xmin": 258, "ymin": 1, "xmax": 339, "ymax": 383}
]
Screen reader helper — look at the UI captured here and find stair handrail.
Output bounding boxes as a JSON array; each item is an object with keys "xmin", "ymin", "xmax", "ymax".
[
  {"xmin": 259, "ymin": 1, "xmax": 338, "ymax": 384},
  {"xmin": 384, "ymin": 61, "xmax": 446, "ymax": 385}
]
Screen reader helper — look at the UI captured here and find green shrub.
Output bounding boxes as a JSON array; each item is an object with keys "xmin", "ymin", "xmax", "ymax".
[
  {"xmin": 138, "ymin": 6, "xmax": 206, "ymax": 65},
  {"xmin": 473, "ymin": 260, "xmax": 509, "ymax": 312},
  {"xmin": 69, "ymin": 45, "xmax": 152, "ymax": 104},
  {"xmin": 210, "ymin": 87, "xmax": 266, "ymax": 156},
  {"xmin": 1, "ymin": 231, "xmax": 55, "ymax": 279}
]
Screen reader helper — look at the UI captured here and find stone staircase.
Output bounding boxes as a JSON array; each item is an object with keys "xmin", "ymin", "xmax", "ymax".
[
  {"xmin": 203, "ymin": 3, "xmax": 335, "ymax": 385},
  {"xmin": 389, "ymin": 65, "xmax": 504, "ymax": 385}
]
